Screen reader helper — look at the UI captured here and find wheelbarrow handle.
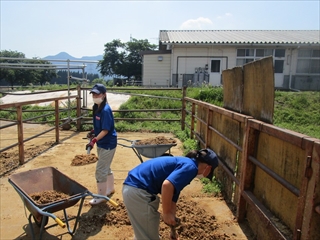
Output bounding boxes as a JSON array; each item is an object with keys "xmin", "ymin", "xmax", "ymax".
[
  {"xmin": 108, "ymin": 198, "xmax": 119, "ymax": 207},
  {"xmin": 89, "ymin": 193, "xmax": 119, "ymax": 207},
  {"xmin": 54, "ymin": 217, "xmax": 66, "ymax": 228},
  {"xmin": 117, "ymin": 138, "xmax": 135, "ymax": 148}
]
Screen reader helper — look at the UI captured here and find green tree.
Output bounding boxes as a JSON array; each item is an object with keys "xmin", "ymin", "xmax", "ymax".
[
  {"xmin": 98, "ymin": 38, "xmax": 157, "ymax": 81},
  {"xmin": 0, "ymin": 50, "xmax": 57, "ymax": 87},
  {"xmin": 0, "ymin": 50, "xmax": 26, "ymax": 88},
  {"xmin": 30, "ymin": 59, "xmax": 58, "ymax": 86}
]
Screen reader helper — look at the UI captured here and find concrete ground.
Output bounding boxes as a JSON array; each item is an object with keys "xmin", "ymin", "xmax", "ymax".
[{"xmin": 0, "ymin": 90, "xmax": 130, "ymax": 110}]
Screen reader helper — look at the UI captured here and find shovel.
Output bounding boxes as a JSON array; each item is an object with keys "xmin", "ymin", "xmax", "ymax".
[
  {"xmin": 167, "ymin": 217, "xmax": 180, "ymax": 240},
  {"xmin": 83, "ymin": 137, "xmax": 93, "ymax": 154}
]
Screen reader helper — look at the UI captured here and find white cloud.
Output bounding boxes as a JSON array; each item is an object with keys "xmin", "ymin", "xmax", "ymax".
[{"xmin": 180, "ymin": 17, "xmax": 214, "ymax": 30}]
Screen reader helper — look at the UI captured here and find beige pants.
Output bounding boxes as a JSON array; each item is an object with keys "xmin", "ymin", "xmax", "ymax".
[{"xmin": 95, "ymin": 147, "xmax": 116, "ymax": 182}]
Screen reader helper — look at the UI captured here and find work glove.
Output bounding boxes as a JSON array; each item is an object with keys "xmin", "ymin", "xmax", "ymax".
[
  {"xmin": 87, "ymin": 129, "xmax": 95, "ymax": 139},
  {"xmin": 86, "ymin": 138, "xmax": 97, "ymax": 151}
]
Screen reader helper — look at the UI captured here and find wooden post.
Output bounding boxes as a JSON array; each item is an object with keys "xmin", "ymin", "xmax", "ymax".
[
  {"xmin": 191, "ymin": 103, "xmax": 195, "ymax": 139},
  {"xmin": 205, "ymin": 108, "xmax": 211, "ymax": 148},
  {"xmin": 237, "ymin": 118, "xmax": 259, "ymax": 221},
  {"xmin": 77, "ymin": 85, "xmax": 82, "ymax": 131},
  {"xmin": 55, "ymin": 100, "xmax": 59, "ymax": 143},
  {"xmin": 294, "ymin": 139, "xmax": 317, "ymax": 240},
  {"xmin": 16, "ymin": 105, "xmax": 24, "ymax": 165},
  {"xmin": 181, "ymin": 87, "xmax": 187, "ymax": 131}
]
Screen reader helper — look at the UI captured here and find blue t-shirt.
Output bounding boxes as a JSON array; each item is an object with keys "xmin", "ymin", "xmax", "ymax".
[
  {"xmin": 123, "ymin": 156, "xmax": 198, "ymax": 202},
  {"xmin": 93, "ymin": 104, "xmax": 117, "ymax": 149}
]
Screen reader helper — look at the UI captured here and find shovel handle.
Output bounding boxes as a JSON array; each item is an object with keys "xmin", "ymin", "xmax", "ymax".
[{"xmin": 87, "ymin": 147, "xmax": 91, "ymax": 154}]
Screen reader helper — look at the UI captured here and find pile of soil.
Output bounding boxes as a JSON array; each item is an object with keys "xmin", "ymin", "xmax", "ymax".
[
  {"xmin": 30, "ymin": 190, "xmax": 70, "ymax": 205},
  {"xmin": 75, "ymin": 195, "xmax": 231, "ymax": 240},
  {"xmin": 71, "ymin": 153, "xmax": 98, "ymax": 166},
  {"xmin": 135, "ymin": 136, "xmax": 177, "ymax": 145}
]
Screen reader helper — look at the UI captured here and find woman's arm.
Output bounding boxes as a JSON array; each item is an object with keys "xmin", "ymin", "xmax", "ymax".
[
  {"xmin": 95, "ymin": 129, "xmax": 109, "ymax": 141},
  {"xmin": 161, "ymin": 180, "xmax": 177, "ymax": 226}
]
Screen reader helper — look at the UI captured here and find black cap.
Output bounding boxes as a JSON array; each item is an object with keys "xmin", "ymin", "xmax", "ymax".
[
  {"xmin": 90, "ymin": 83, "xmax": 106, "ymax": 94},
  {"xmin": 199, "ymin": 148, "xmax": 219, "ymax": 180}
]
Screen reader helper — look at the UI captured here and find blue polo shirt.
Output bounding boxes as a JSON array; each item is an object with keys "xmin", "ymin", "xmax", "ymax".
[
  {"xmin": 123, "ymin": 156, "xmax": 198, "ymax": 202},
  {"xmin": 93, "ymin": 104, "xmax": 117, "ymax": 149}
]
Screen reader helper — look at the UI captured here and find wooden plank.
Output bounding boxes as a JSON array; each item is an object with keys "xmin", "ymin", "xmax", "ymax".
[
  {"xmin": 222, "ymin": 67, "xmax": 244, "ymax": 112},
  {"xmin": 207, "ymin": 113, "xmax": 242, "ymax": 203},
  {"xmin": 249, "ymin": 118, "xmax": 309, "ymax": 148},
  {"xmin": 253, "ymin": 132, "xmax": 305, "ymax": 232},
  {"xmin": 242, "ymin": 56, "xmax": 274, "ymax": 123}
]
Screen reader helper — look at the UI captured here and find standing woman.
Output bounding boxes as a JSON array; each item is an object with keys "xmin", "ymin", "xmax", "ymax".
[{"xmin": 86, "ymin": 83, "xmax": 117, "ymax": 205}]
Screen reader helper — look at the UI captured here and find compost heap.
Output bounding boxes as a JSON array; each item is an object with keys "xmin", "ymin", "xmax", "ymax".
[{"xmin": 135, "ymin": 136, "xmax": 176, "ymax": 145}]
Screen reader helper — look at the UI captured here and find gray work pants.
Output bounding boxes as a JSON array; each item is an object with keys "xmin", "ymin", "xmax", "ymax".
[{"xmin": 122, "ymin": 184, "xmax": 160, "ymax": 240}]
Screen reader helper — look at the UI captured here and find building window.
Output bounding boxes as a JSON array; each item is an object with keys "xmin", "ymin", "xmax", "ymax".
[
  {"xmin": 236, "ymin": 48, "xmax": 286, "ymax": 73},
  {"xmin": 296, "ymin": 49, "xmax": 320, "ymax": 74},
  {"xmin": 256, "ymin": 49, "xmax": 273, "ymax": 57},
  {"xmin": 275, "ymin": 49, "xmax": 285, "ymax": 57},
  {"xmin": 211, "ymin": 60, "xmax": 220, "ymax": 72}
]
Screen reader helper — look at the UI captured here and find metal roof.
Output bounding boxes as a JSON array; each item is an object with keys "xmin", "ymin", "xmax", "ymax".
[{"xmin": 159, "ymin": 30, "xmax": 320, "ymax": 45}]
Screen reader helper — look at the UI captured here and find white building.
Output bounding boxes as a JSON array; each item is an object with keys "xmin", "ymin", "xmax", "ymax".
[{"xmin": 141, "ymin": 30, "xmax": 320, "ymax": 91}]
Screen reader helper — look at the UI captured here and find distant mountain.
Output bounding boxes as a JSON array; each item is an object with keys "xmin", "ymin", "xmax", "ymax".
[{"xmin": 43, "ymin": 52, "xmax": 103, "ymax": 76}]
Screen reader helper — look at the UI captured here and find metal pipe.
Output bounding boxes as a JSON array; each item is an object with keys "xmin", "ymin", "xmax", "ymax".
[
  {"xmin": 0, "ymin": 63, "xmax": 85, "ymax": 67},
  {"xmin": 248, "ymin": 155, "xmax": 300, "ymax": 196},
  {"xmin": 0, "ymin": 66, "xmax": 83, "ymax": 70},
  {"xmin": 0, "ymin": 57, "xmax": 99, "ymax": 63}
]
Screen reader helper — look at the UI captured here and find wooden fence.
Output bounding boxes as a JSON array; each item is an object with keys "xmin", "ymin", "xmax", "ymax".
[{"xmin": 182, "ymin": 57, "xmax": 320, "ymax": 240}]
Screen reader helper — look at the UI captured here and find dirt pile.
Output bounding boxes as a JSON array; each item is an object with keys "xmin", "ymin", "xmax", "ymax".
[
  {"xmin": 30, "ymin": 190, "xmax": 71, "ymax": 205},
  {"xmin": 134, "ymin": 136, "xmax": 177, "ymax": 145},
  {"xmin": 71, "ymin": 154, "xmax": 98, "ymax": 166},
  {"xmin": 75, "ymin": 196, "xmax": 233, "ymax": 240}
]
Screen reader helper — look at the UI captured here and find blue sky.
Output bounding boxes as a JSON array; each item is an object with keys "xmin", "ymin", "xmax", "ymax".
[{"xmin": 1, "ymin": 0, "xmax": 319, "ymax": 59}]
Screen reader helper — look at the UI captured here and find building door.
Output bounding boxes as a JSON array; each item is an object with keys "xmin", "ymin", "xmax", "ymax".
[
  {"xmin": 274, "ymin": 59, "xmax": 285, "ymax": 88},
  {"xmin": 209, "ymin": 59, "xmax": 222, "ymax": 86}
]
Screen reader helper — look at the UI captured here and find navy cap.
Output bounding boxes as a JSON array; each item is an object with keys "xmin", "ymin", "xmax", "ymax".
[
  {"xmin": 199, "ymin": 148, "xmax": 219, "ymax": 180},
  {"xmin": 90, "ymin": 84, "xmax": 106, "ymax": 94}
]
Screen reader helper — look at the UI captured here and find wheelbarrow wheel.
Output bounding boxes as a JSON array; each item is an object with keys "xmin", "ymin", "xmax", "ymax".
[{"xmin": 33, "ymin": 214, "xmax": 49, "ymax": 227}]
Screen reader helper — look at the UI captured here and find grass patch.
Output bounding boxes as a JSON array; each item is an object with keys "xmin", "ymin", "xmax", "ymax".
[{"xmin": 200, "ymin": 176, "xmax": 223, "ymax": 196}]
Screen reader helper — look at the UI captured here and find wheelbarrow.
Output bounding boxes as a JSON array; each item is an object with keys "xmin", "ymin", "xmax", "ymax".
[
  {"xmin": 8, "ymin": 166, "xmax": 118, "ymax": 240},
  {"xmin": 117, "ymin": 138, "xmax": 177, "ymax": 163}
]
